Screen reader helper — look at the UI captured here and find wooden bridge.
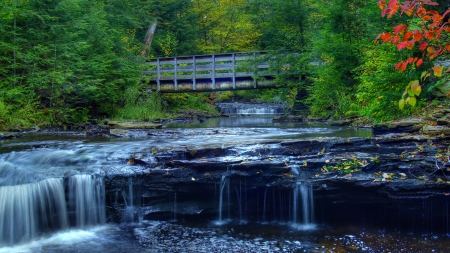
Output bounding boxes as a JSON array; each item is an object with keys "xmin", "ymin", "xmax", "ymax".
[{"xmin": 143, "ymin": 52, "xmax": 289, "ymax": 93}]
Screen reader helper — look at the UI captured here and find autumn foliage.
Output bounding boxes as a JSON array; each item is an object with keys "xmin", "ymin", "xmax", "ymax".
[{"xmin": 376, "ymin": 0, "xmax": 450, "ymax": 108}]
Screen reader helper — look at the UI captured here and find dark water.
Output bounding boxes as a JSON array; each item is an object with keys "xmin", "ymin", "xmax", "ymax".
[{"xmin": 1, "ymin": 117, "xmax": 449, "ymax": 252}]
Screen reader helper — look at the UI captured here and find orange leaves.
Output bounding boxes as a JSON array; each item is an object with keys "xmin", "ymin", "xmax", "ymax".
[
  {"xmin": 424, "ymin": 31, "xmax": 434, "ymax": 40},
  {"xmin": 433, "ymin": 66, "xmax": 443, "ymax": 77},
  {"xmin": 397, "ymin": 40, "xmax": 414, "ymax": 51},
  {"xmin": 416, "ymin": 59, "xmax": 423, "ymax": 67},
  {"xmin": 377, "ymin": 0, "xmax": 450, "ymax": 72},
  {"xmin": 380, "ymin": 0, "xmax": 399, "ymax": 18},
  {"xmin": 419, "ymin": 42, "xmax": 428, "ymax": 51},
  {"xmin": 395, "ymin": 57, "xmax": 422, "ymax": 72},
  {"xmin": 377, "ymin": 0, "xmax": 449, "ymax": 110},
  {"xmin": 393, "ymin": 24, "xmax": 408, "ymax": 34},
  {"xmin": 377, "ymin": 0, "xmax": 386, "ymax": 10}
]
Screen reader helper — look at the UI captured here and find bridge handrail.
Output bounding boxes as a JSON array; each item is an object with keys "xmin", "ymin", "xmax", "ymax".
[{"xmin": 143, "ymin": 51, "xmax": 292, "ymax": 91}]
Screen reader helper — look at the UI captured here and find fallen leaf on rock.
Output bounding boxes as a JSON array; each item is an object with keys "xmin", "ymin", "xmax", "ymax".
[
  {"xmin": 399, "ymin": 173, "xmax": 407, "ymax": 177},
  {"xmin": 191, "ymin": 177, "xmax": 196, "ymax": 181},
  {"xmin": 437, "ymin": 178, "xmax": 445, "ymax": 183}
]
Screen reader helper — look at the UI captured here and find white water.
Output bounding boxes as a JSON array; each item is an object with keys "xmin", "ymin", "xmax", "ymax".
[
  {"xmin": 0, "ymin": 175, "xmax": 105, "ymax": 246},
  {"xmin": 292, "ymin": 183, "xmax": 315, "ymax": 230},
  {"xmin": 217, "ymin": 175, "xmax": 228, "ymax": 224},
  {"xmin": 0, "ymin": 178, "xmax": 68, "ymax": 245},
  {"xmin": 67, "ymin": 175, "xmax": 106, "ymax": 227}
]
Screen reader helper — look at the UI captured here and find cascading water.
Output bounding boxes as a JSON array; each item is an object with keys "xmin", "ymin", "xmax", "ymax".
[
  {"xmin": 0, "ymin": 174, "xmax": 106, "ymax": 246},
  {"xmin": 215, "ymin": 103, "xmax": 285, "ymax": 115},
  {"xmin": 292, "ymin": 182, "xmax": 315, "ymax": 228},
  {"xmin": 67, "ymin": 175, "xmax": 106, "ymax": 227},
  {"xmin": 121, "ymin": 178, "xmax": 142, "ymax": 223},
  {"xmin": 217, "ymin": 175, "xmax": 228, "ymax": 224},
  {"xmin": 0, "ymin": 178, "xmax": 68, "ymax": 245}
]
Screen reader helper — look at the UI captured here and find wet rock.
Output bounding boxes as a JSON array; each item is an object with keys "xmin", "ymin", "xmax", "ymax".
[
  {"xmin": 106, "ymin": 120, "xmax": 162, "ymax": 129},
  {"xmin": 422, "ymin": 125, "xmax": 450, "ymax": 135},
  {"xmin": 0, "ymin": 132, "xmax": 21, "ymax": 139},
  {"xmin": 372, "ymin": 118, "xmax": 425, "ymax": 134}
]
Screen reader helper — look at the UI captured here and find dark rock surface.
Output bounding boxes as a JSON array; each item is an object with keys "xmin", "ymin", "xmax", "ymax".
[{"xmin": 102, "ymin": 133, "xmax": 450, "ymax": 225}]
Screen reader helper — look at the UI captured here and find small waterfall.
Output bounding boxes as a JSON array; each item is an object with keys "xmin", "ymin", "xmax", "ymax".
[
  {"xmin": 0, "ymin": 178, "xmax": 69, "ymax": 245},
  {"xmin": 172, "ymin": 192, "xmax": 178, "ymax": 221},
  {"xmin": 121, "ymin": 177, "xmax": 142, "ymax": 223},
  {"xmin": 263, "ymin": 187, "xmax": 269, "ymax": 222},
  {"xmin": 218, "ymin": 175, "xmax": 228, "ymax": 223},
  {"xmin": 216, "ymin": 103, "xmax": 285, "ymax": 115},
  {"xmin": 67, "ymin": 175, "xmax": 106, "ymax": 227},
  {"xmin": 292, "ymin": 183, "xmax": 315, "ymax": 227}
]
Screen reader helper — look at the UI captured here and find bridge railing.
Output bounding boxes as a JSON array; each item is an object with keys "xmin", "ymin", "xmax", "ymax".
[{"xmin": 143, "ymin": 52, "xmax": 289, "ymax": 92}]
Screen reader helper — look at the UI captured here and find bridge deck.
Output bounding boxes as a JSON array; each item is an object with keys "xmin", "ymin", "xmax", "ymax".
[{"xmin": 143, "ymin": 52, "xmax": 288, "ymax": 92}]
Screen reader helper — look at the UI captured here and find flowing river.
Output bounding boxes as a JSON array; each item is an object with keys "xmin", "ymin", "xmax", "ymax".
[{"xmin": 1, "ymin": 117, "xmax": 449, "ymax": 252}]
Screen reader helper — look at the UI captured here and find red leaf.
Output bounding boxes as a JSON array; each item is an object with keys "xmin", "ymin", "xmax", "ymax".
[
  {"xmin": 397, "ymin": 41, "xmax": 408, "ymax": 51},
  {"xmin": 412, "ymin": 30, "xmax": 422, "ymax": 41},
  {"xmin": 416, "ymin": 7, "xmax": 426, "ymax": 17},
  {"xmin": 377, "ymin": 0, "xmax": 386, "ymax": 10},
  {"xmin": 404, "ymin": 31, "xmax": 413, "ymax": 40},
  {"xmin": 419, "ymin": 42, "xmax": 428, "ymax": 51},
  {"xmin": 443, "ymin": 10, "xmax": 450, "ymax": 19},
  {"xmin": 395, "ymin": 62, "xmax": 403, "ymax": 70},
  {"xmin": 406, "ymin": 41, "xmax": 415, "ymax": 50},
  {"xmin": 416, "ymin": 59, "xmax": 423, "ymax": 67},
  {"xmin": 381, "ymin": 33, "xmax": 392, "ymax": 43},
  {"xmin": 391, "ymin": 35, "xmax": 400, "ymax": 44},
  {"xmin": 394, "ymin": 24, "xmax": 408, "ymax": 34},
  {"xmin": 401, "ymin": 62, "xmax": 407, "ymax": 72},
  {"xmin": 425, "ymin": 31, "xmax": 434, "ymax": 40}
]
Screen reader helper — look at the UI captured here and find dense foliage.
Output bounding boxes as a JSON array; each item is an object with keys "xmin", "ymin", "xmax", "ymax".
[{"xmin": 1, "ymin": 0, "xmax": 449, "ymax": 130}]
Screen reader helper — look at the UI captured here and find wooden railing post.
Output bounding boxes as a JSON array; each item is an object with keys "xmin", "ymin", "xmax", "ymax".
[
  {"xmin": 232, "ymin": 53, "xmax": 236, "ymax": 90},
  {"xmin": 156, "ymin": 58, "xmax": 161, "ymax": 91},
  {"xmin": 212, "ymin": 54, "xmax": 216, "ymax": 90},
  {"xmin": 253, "ymin": 52, "xmax": 257, "ymax": 88},
  {"xmin": 192, "ymin": 56, "xmax": 196, "ymax": 91},
  {"xmin": 174, "ymin": 57, "xmax": 178, "ymax": 91}
]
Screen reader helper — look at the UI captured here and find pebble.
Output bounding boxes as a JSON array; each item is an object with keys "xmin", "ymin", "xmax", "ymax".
[{"xmin": 134, "ymin": 221, "xmax": 307, "ymax": 252}]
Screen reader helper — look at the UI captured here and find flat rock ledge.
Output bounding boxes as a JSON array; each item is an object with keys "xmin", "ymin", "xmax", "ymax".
[
  {"xmin": 0, "ymin": 132, "xmax": 21, "ymax": 139},
  {"xmin": 372, "ymin": 107, "xmax": 450, "ymax": 141},
  {"xmin": 106, "ymin": 121, "xmax": 162, "ymax": 130}
]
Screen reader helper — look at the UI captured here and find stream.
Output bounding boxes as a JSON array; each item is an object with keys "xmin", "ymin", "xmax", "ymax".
[{"xmin": 1, "ymin": 116, "xmax": 449, "ymax": 252}]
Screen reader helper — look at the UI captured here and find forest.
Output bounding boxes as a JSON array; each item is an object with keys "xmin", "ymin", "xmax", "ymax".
[{"xmin": 0, "ymin": 0, "xmax": 449, "ymax": 130}]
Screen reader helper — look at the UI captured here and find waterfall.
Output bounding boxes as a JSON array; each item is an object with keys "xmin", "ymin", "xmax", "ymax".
[
  {"xmin": 172, "ymin": 192, "xmax": 178, "ymax": 222},
  {"xmin": 262, "ymin": 187, "xmax": 268, "ymax": 222},
  {"xmin": 215, "ymin": 103, "xmax": 285, "ymax": 115},
  {"xmin": 292, "ymin": 183, "xmax": 315, "ymax": 227},
  {"xmin": 120, "ymin": 177, "xmax": 142, "ymax": 223},
  {"xmin": 218, "ymin": 175, "xmax": 227, "ymax": 223},
  {"xmin": 67, "ymin": 175, "xmax": 106, "ymax": 227},
  {"xmin": 0, "ymin": 178, "xmax": 69, "ymax": 245}
]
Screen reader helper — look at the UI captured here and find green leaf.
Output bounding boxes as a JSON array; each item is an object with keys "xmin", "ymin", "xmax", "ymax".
[
  {"xmin": 407, "ymin": 96, "xmax": 417, "ymax": 106},
  {"xmin": 398, "ymin": 98, "xmax": 406, "ymax": 109}
]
